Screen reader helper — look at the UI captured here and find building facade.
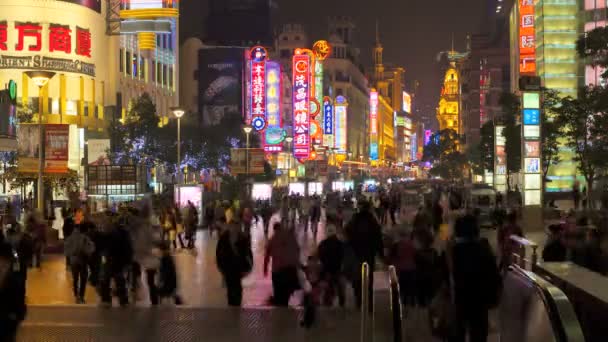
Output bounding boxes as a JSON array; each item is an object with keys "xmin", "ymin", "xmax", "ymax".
[{"xmin": 437, "ymin": 66, "xmax": 461, "ymax": 135}]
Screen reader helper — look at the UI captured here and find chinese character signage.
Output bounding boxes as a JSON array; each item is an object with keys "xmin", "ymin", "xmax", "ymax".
[
  {"xmin": 411, "ymin": 133, "xmax": 418, "ymax": 161},
  {"xmin": 334, "ymin": 99, "xmax": 347, "ymax": 153},
  {"xmin": 264, "ymin": 60, "xmax": 282, "ymax": 152},
  {"xmin": 519, "ymin": 0, "xmax": 536, "ymax": 74},
  {"xmin": 45, "ymin": 124, "xmax": 70, "ymax": 173},
  {"xmin": 370, "ymin": 90, "xmax": 379, "ymax": 161},
  {"xmin": 521, "ymin": 91, "xmax": 542, "ymax": 205},
  {"xmin": 0, "ymin": 21, "xmax": 94, "ymax": 76},
  {"xmin": 322, "ymin": 97, "xmax": 334, "ymax": 147},
  {"xmin": 250, "ymin": 46, "xmax": 267, "ymax": 131},
  {"xmin": 292, "ymin": 53, "xmax": 311, "ymax": 160}
]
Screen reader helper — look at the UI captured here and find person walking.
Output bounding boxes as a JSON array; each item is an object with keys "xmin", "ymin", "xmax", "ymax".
[
  {"xmin": 345, "ymin": 200, "xmax": 384, "ymax": 311},
  {"xmin": 317, "ymin": 215, "xmax": 346, "ymax": 307},
  {"xmin": 497, "ymin": 211, "xmax": 523, "ymax": 271},
  {"xmin": 98, "ymin": 217, "xmax": 133, "ymax": 307},
  {"xmin": 25, "ymin": 211, "xmax": 46, "ymax": 269},
  {"xmin": 185, "ymin": 201, "xmax": 198, "ymax": 249},
  {"xmin": 158, "ymin": 242, "xmax": 183, "ymax": 305},
  {"xmin": 216, "ymin": 216, "xmax": 253, "ymax": 306},
  {"xmin": 390, "ymin": 225, "xmax": 417, "ymax": 310},
  {"xmin": 64, "ymin": 225, "xmax": 95, "ymax": 303},
  {"xmin": 0, "ymin": 231, "xmax": 27, "ymax": 342},
  {"xmin": 264, "ymin": 222, "xmax": 301, "ymax": 306},
  {"xmin": 131, "ymin": 203, "xmax": 162, "ymax": 305},
  {"xmin": 449, "ymin": 215, "xmax": 501, "ymax": 342},
  {"xmin": 309, "ymin": 198, "xmax": 321, "ymax": 239}
]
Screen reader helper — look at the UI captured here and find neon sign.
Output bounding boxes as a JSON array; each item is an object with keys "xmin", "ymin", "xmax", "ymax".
[
  {"xmin": 323, "ymin": 97, "xmax": 333, "ymax": 135},
  {"xmin": 370, "ymin": 90, "xmax": 379, "ymax": 161},
  {"xmin": 402, "ymin": 91, "xmax": 411, "ymax": 113},
  {"xmin": 335, "ymin": 99, "xmax": 347, "ymax": 153},
  {"xmin": 519, "ymin": 0, "xmax": 536, "ymax": 74},
  {"xmin": 264, "ymin": 60, "xmax": 282, "ymax": 152},
  {"xmin": 250, "ymin": 46, "xmax": 267, "ymax": 131},
  {"xmin": 292, "ymin": 53, "xmax": 311, "ymax": 160}
]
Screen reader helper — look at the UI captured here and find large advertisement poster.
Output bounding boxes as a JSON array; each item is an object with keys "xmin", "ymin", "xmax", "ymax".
[
  {"xmin": 45, "ymin": 124, "xmax": 69, "ymax": 173},
  {"xmin": 199, "ymin": 48, "xmax": 244, "ymax": 126},
  {"xmin": 0, "ymin": 88, "xmax": 17, "ymax": 150},
  {"xmin": 17, "ymin": 124, "xmax": 40, "ymax": 173},
  {"xmin": 57, "ymin": 0, "xmax": 102, "ymax": 13}
]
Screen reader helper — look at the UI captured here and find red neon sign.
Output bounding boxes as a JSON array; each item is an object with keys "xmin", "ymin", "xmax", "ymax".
[
  {"xmin": 519, "ymin": 0, "xmax": 536, "ymax": 74},
  {"xmin": 292, "ymin": 53, "xmax": 311, "ymax": 160}
]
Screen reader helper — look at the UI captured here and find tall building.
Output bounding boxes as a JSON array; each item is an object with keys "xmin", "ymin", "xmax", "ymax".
[
  {"xmin": 205, "ymin": 0, "xmax": 272, "ymax": 47},
  {"xmin": 437, "ymin": 64, "xmax": 462, "ymax": 135},
  {"xmin": 324, "ymin": 17, "xmax": 369, "ymax": 161},
  {"xmin": 0, "ymin": 0, "xmax": 179, "ymax": 134}
]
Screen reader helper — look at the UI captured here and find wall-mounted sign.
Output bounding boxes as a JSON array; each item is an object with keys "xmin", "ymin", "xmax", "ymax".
[
  {"xmin": 292, "ymin": 53, "xmax": 311, "ymax": 159},
  {"xmin": 250, "ymin": 46, "xmax": 266, "ymax": 130},
  {"xmin": 523, "ymin": 108, "xmax": 540, "ymax": 125},
  {"xmin": 424, "ymin": 130, "xmax": 432, "ymax": 146},
  {"xmin": 264, "ymin": 127, "xmax": 285, "ymax": 152},
  {"xmin": 402, "ymin": 91, "xmax": 411, "ymax": 113},
  {"xmin": 370, "ymin": 90, "xmax": 379, "ymax": 161},
  {"xmin": 525, "ymin": 174, "xmax": 541, "ymax": 190},
  {"xmin": 523, "ymin": 92, "xmax": 540, "ymax": 109},
  {"xmin": 335, "ymin": 103, "xmax": 347, "ymax": 153},
  {"xmin": 524, "ymin": 141, "xmax": 540, "ymax": 158},
  {"xmin": 312, "ymin": 40, "xmax": 332, "ymax": 61},
  {"xmin": 323, "ymin": 96, "xmax": 333, "ymax": 135},
  {"xmin": 523, "ymin": 125, "xmax": 540, "ymax": 138},
  {"xmin": 264, "ymin": 60, "xmax": 282, "ymax": 151},
  {"xmin": 525, "ymin": 157, "xmax": 540, "ymax": 173},
  {"xmin": 519, "ymin": 0, "xmax": 536, "ymax": 75}
]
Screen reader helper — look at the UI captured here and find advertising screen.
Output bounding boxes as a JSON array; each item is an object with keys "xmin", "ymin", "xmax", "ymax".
[
  {"xmin": 525, "ymin": 174, "xmax": 541, "ymax": 190},
  {"xmin": 402, "ymin": 91, "xmax": 411, "ymax": 113},
  {"xmin": 199, "ymin": 48, "xmax": 244, "ymax": 125},
  {"xmin": 45, "ymin": 124, "xmax": 69, "ymax": 173},
  {"xmin": 524, "ymin": 141, "xmax": 540, "ymax": 158},
  {"xmin": 523, "ymin": 109, "xmax": 540, "ymax": 125},
  {"xmin": 523, "ymin": 92, "xmax": 540, "ymax": 109},
  {"xmin": 525, "ymin": 158, "xmax": 540, "ymax": 173},
  {"xmin": 523, "ymin": 125, "xmax": 540, "ymax": 138}
]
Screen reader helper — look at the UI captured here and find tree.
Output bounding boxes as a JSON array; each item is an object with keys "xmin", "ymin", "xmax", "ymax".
[
  {"xmin": 541, "ymin": 88, "xmax": 562, "ymax": 182},
  {"xmin": 499, "ymin": 92, "xmax": 521, "ymax": 189},
  {"xmin": 108, "ymin": 93, "xmax": 162, "ymax": 167},
  {"xmin": 423, "ymin": 129, "xmax": 465, "ymax": 180},
  {"xmin": 576, "ymin": 26, "xmax": 608, "ymax": 79},
  {"xmin": 553, "ymin": 86, "xmax": 608, "ymax": 206}
]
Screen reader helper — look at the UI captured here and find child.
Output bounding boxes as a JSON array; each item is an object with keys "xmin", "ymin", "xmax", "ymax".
[{"xmin": 157, "ymin": 242, "xmax": 183, "ymax": 305}]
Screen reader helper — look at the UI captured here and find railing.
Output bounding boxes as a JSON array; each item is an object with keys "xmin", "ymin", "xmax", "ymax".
[
  {"xmin": 500, "ymin": 264, "xmax": 585, "ymax": 342},
  {"xmin": 510, "ymin": 234, "xmax": 539, "ymax": 270},
  {"xmin": 388, "ymin": 266, "xmax": 403, "ymax": 342},
  {"xmin": 360, "ymin": 262, "xmax": 371, "ymax": 342}
]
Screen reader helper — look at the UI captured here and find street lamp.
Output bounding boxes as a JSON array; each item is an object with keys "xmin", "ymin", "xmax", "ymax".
[
  {"xmin": 171, "ymin": 107, "xmax": 185, "ymax": 207},
  {"xmin": 285, "ymin": 136, "xmax": 293, "ymax": 187},
  {"xmin": 25, "ymin": 70, "xmax": 56, "ymax": 213},
  {"xmin": 243, "ymin": 125, "xmax": 253, "ymax": 197}
]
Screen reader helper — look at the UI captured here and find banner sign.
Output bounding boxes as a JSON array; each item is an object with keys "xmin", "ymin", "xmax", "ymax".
[
  {"xmin": 264, "ymin": 60, "xmax": 282, "ymax": 152},
  {"xmin": 335, "ymin": 100, "xmax": 347, "ymax": 153},
  {"xmin": 519, "ymin": 0, "xmax": 536, "ymax": 74},
  {"xmin": 292, "ymin": 53, "xmax": 311, "ymax": 160},
  {"xmin": 250, "ymin": 46, "xmax": 267, "ymax": 131},
  {"xmin": 45, "ymin": 124, "xmax": 69, "ymax": 173},
  {"xmin": 370, "ymin": 90, "xmax": 379, "ymax": 161}
]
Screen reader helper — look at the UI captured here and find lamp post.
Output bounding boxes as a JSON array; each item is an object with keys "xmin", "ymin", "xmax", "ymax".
[
  {"xmin": 25, "ymin": 70, "xmax": 56, "ymax": 213},
  {"xmin": 285, "ymin": 136, "xmax": 293, "ymax": 188},
  {"xmin": 243, "ymin": 125, "xmax": 253, "ymax": 198},
  {"xmin": 171, "ymin": 107, "xmax": 185, "ymax": 207}
]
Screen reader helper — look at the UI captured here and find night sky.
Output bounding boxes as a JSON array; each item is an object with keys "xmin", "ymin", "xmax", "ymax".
[{"xmin": 181, "ymin": 0, "xmax": 487, "ymax": 118}]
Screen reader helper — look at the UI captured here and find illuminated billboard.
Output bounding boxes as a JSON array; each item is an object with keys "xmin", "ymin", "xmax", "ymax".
[
  {"xmin": 250, "ymin": 46, "xmax": 267, "ymax": 131},
  {"xmin": 402, "ymin": 91, "xmax": 412, "ymax": 113},
  {"xmin": 523, "ymin": 109, "xmax": 540, "ymax": 125},
  {"xmin": 335, "ymin": 96, "xmax": 348, "ymax": 153},
  {"xmin": 322, "ymin": 96, "xmax": 334, "ymax": 147},
  {"xmin": 370, "ymin": 90, "xmax": 379, "ymax": 161},
  {"xmin": 264, "ymin": 60, "xmax": 282, "ymax": 152},
  {"xmin": 519, "ymin": 0, "xmax": 536, "ymax": 74},
  {"xmin": 424, "ymin": 130, "xmax": 432, "ymax": 145},
  {"xmin": 292, "ymin": 53, "xmax": 311, "ymax": 160}
]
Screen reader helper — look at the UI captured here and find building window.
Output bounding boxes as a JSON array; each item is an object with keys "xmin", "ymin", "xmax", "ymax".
[
  {"xmin": 280, "ymin": 49, "xmax": 290, "ymax": 58},
  {"xmin": 151, "ymin": 59, "xmax": 156, "ymax": 82},
  {"xmin": 119, "ymin": 49, "xmax": 124, "ymax": 73},
  {"xmin": 157, "ymin": 63, "xmax": 162, "ymax": 84},
  {"xmin": 295, "ymin": 35, "xmax": 300, "ymax": 41},
  {"xmin": 126, "ymin": 51, "xmax": 132, "ymax": 75},
  {"xmin": 169, "ymin": 66, "xmax": 174, "ymax": 89},
  {"xmin": 162, "ymin": 65, "xmax": 167, "ymax": 87}
]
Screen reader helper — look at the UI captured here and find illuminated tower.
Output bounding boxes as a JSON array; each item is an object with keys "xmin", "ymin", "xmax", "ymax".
[{"xmin": 437, "ymin": 64, "xmax": 460, "ymax": 135}]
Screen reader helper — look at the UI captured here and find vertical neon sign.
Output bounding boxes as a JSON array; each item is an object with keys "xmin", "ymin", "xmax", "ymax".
[
  {"xmin": 370, "ymin": 90, "xmax": 379, "ymax": 161},
  {"xmin": 292, "ymin": 53, "xmax": 311, "ymax": 160},
  {"xmin": 250, "ymin": 46, "xmax": 267, "ymax": 131},
  {"xmin": 519, "ymin": 0, "xmax": 536, "ymax": 74},
  {"xmin": 334, "ymin": 95, "xmax": 348, "ymax": 153},
  {"xmin": 264, "ymin": 60, "xmax": 282, "ymax": 152},
  {"xmin": 322, "ymin": 96, "xmax": 334, "ymax": 147}
]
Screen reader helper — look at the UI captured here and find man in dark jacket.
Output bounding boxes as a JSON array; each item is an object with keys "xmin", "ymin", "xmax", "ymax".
[
  {"xmin": 99, "ymin": 218, "xmax": 133, "ymax": 306},
  {"xmin": 0, "ymin": 231, "xmax": 26, "ymax": 342},
  {"xmin": 345, "ymin": 200, "xmax": 384, "ymax": 311},
  {"xmin": 64, "ymin": 227, "xmax": 95, "ymax": 303},
  {"xmin": 318, "ymin": 215, "xmax": 345, "ymax": 307},
  {"xmin": 450, "ymin": 214, "xmax": 500, "ymax": 342}
]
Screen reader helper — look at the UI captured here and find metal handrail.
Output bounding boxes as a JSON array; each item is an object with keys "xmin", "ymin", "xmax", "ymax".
[
  {"xmin": 509, "ymin": 265, "xmax": 585, "ymax": 342},
  {"xmin": 361, "ymin": 262, "xmax": 370, "ymax": 342},
  {"xmin": 388, "ymin": 266, "xmax": 403, "ymax": 342},
  {"xmin": 510, "ymin": 234, "xmax": 539, "ymax": 270}
]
